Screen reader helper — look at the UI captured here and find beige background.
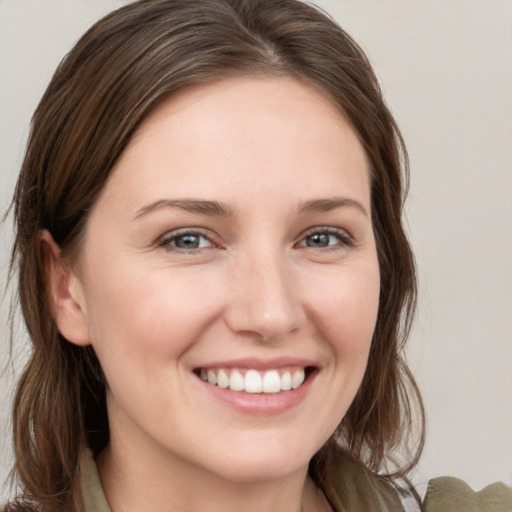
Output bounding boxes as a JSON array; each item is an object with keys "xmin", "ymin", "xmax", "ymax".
[{"xmin": 1, "ymin": 0, "xmax": 511, "ymax": 500}]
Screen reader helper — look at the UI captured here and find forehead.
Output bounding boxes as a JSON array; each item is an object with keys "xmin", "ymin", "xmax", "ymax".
[
  {"xmin": 94, "ymin": 76, "xmax": 370, "ymax": 216},
  {"xmin": 137, "ymin": 75, "xmax": 349, "ymax": 135}
]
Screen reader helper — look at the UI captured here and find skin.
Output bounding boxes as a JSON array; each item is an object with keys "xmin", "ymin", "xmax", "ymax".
[{"xmin": 43, "ymin": 76, "xmax": 380, "ymax": 512}]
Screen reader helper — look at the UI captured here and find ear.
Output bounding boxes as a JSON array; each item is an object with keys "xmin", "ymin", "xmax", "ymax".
[{"xmin": 39, "ymin": 230, "xmax": 91, "ymax": 346}]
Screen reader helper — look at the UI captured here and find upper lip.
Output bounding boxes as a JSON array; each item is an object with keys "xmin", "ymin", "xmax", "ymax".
[{"xmin": 194, "ymin": 357, "xmax": 317, "ymax": 371}]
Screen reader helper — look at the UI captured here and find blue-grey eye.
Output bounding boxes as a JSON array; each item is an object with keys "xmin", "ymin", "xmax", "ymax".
[
  {"xmin": 299, "ymin": 229, "xmax": 349, "ymax": 249},
  {"xmin": 165, "ymin": 232, "xmax": 213, "ymax": 250},
  {"xmin": 305, "ymin": 233, "xmax": 332, "ymax": 248}
]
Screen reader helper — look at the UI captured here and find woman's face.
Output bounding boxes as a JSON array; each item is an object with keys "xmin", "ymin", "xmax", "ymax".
[{"xmin": 66, "ymin": 76, "xmax": 380, "ymax": 482}]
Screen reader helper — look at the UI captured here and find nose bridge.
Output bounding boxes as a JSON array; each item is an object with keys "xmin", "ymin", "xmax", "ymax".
[{"xmin": 227, "ymin": 246, "xmax": 301, "ymax": 341}]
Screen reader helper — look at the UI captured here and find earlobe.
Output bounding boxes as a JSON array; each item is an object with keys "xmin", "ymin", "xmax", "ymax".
[{"xmin": 38, "ymin": 230, "xmax": 91, "ymax": 347}]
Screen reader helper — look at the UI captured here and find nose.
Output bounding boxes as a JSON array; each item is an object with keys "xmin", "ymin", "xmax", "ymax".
[{"xmin": 224, "ymin": 252, "xmax": 303, "ymax": 342}]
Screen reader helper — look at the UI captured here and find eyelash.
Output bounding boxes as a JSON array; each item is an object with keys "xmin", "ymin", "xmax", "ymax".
[
  {"xmin": 157, "ymin": 229, "xmax": 215, "ymax": 253},
  {"xmin": 156, "ymin": 226, "xmax": 353, "ymax": 253},
  {"xmin": 295, "ymin": 226, "xmax": 354, "ymax": 251}
]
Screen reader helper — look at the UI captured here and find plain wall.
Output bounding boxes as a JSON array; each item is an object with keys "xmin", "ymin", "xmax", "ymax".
[{"xmin": 1, "ymin": 0, "xmax": 511, "ymax": 500}]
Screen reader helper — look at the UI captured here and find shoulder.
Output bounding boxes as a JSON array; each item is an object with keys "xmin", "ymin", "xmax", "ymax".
[
  {"xmin": 327, "ymin": 454, "xmax": 405, "ymax": 512},
  {"xmin": 0, "ymin": 504, "xmax": 38, "ymax": 512},
  {"xmin": 423, "ymin": 476, "xmax": 512, "ymax": 512}
]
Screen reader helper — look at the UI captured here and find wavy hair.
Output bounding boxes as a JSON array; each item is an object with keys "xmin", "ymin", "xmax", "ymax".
[{"xmin": 7, "ymin": 0, "xmax": 424, "ymax": 509}]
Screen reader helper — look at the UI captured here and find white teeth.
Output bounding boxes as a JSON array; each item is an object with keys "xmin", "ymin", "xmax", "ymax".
[
  {"xmin": 199, "ymin": 367, "xmax": 308, "ymax": 393},
  {"xmin": 245, "ymin": 370, "xmax": 263, "ymax": 393},
  {"xmin": 262, "ymin": 370, "xmax": 281, "ymax": 393},
  {"xmin": 291, "ymin": 368, "xmax": 305, "ymax": 389},
  {"xmin": 217, "ymin": 369, "xmax": 229, "ymax": 389},
  {"xmin": 229, "ymin": 370, "xmax": 244, "ymax": 391},
  {"xmin": 281, "ymin": 371, "xmax": 292, "ymax": 391}
]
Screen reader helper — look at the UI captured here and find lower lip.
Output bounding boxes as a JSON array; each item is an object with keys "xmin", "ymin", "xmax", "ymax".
[{"xmin": 194, "ymin": 370, "xmax": 317, "ymax": 416}]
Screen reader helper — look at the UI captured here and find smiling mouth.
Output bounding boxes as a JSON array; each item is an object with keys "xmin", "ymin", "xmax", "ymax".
[{"xmin": 194, "ymin": 367, "xmax": 314, "ymax": 394}]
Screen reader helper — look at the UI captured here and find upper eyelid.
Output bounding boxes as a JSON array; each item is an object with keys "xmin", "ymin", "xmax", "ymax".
[
  {"xmin": 301, "ymin": 225, "xmax": 346, "ymax": 234},
  {"xmin": 297, "ymin": 225, "xmax": 352, "ymax": 239},
  {"xmin": 157, "ymin": 228, "xmax": 217, "ymax": 246}
]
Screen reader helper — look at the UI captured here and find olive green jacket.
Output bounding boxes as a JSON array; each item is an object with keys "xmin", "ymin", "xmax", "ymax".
[{"xmin": 80, "ymin": 452, "xmax": 512, "ymax": 512}]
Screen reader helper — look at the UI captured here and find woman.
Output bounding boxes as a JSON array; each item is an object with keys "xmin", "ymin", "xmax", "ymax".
[{"xmin": 4, "ymin": 0, "xmax": 511, "ymax": 511}]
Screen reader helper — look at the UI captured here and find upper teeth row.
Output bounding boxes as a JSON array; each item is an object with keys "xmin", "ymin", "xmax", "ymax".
[{"xmin": 199, "ymin": 368, "xmax": 306, "ymax": 394}]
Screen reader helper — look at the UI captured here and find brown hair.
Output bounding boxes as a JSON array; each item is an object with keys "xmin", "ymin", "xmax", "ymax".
[{"xmin": 7, "ymin": 0, "xmax": 424, "ymax": 510}]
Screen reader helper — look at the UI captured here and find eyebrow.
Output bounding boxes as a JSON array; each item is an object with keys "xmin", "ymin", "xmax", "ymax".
[
  {"xmin": 133, "ymin": 199, "xmax": 234, "ymax": 220},
  {"xmin": 133, "ymin": 196, "xmax": 368, "ymax": 221},
  {"xmin": 299, "ymin": 197, "xmax": 368, "ymax": 217}
]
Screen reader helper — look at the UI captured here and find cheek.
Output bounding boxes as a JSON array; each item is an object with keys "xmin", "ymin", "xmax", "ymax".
[
  {"xmin": 82, "ymin": 261, "xmax": 225, "ymax": 376},
  {"xmin": 293, "ymin": 260, "xmax": 380, "ymax": 444},
  {"xmin": 306, "ymin": 261, "xmax": 380, "ymax": 358}
]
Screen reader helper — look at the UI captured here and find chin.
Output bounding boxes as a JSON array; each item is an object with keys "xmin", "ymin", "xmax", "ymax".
[
  {"xmin": 212, "ymin": 457, "xmax": 308, "ymax": 484},
  {"xmin": 194, "ymin": 434, "xmax": 319, "ymax": 484}
]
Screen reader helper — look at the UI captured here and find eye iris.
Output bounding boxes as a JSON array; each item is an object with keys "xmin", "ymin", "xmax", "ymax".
[
  {"xmin": 307, "ymin": 233, "xmax": 331, "ymax": 247},
  {"xmin": 175, "ymin": 234, "xmax": 201, "ymax": 249}
]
